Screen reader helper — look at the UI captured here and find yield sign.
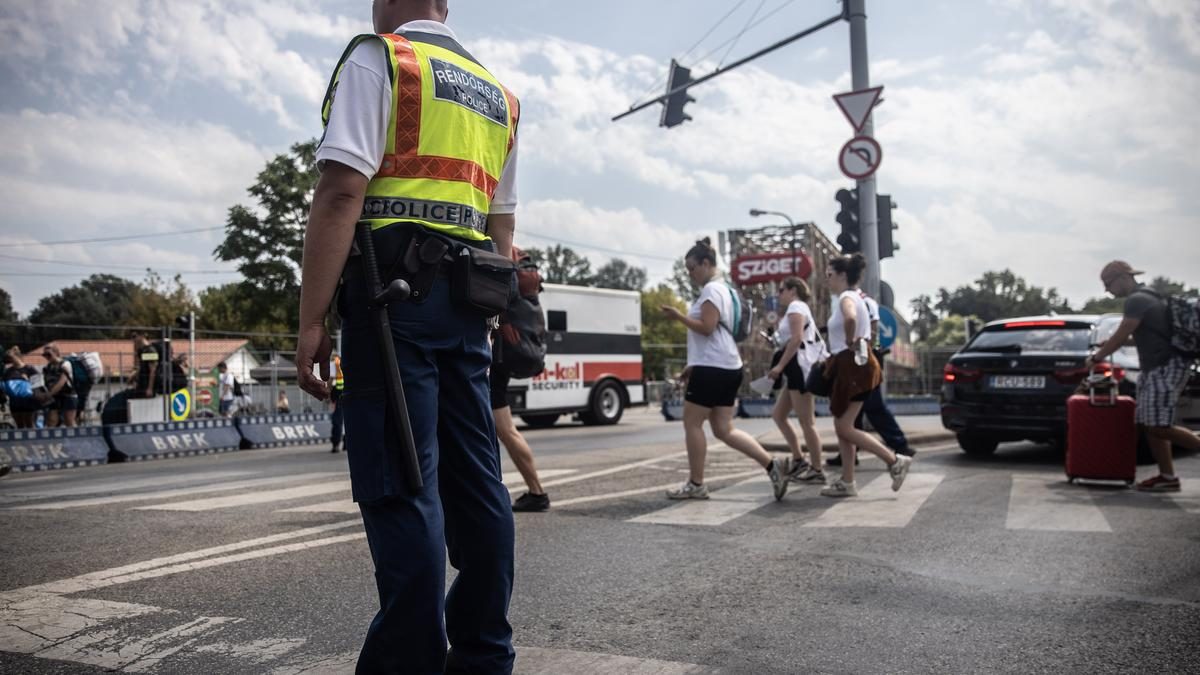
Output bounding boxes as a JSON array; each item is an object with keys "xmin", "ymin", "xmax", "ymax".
[{"xmin": 833, "ymin": 86, "xmax": 883, "ymax": 133}]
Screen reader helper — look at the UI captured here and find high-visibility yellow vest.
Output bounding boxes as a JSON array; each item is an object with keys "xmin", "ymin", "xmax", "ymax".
[{"xmin": 322, "ymin": 31, "xmax": 519, "ymax": 242}]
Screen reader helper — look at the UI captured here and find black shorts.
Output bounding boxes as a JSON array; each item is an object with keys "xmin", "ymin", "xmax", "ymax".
[
  {"xmin": 489, "ymin": 361, "xmax": 511, "ymax": 410},
  {"xmin": 769, "ymin": 350, "xmax": 807, "ymax": 393},
  {"xmin": 685, "ymin": 366, "xmax": 743, "ymax": 408}
]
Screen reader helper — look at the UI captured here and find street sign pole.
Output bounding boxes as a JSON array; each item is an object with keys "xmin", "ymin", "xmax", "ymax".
[{"xmin": 847, "ymin": 0, "xmax": 880, "ymax": 300}]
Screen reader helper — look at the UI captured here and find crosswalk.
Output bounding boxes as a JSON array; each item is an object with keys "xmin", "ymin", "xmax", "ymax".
[{"xmin": 3, "ymin": 465, "xmax": 1196, "ymax": 532}]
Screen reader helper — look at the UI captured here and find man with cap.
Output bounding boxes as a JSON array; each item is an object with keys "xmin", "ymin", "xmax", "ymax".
[{"xmin": 1087, "ymin": 260, "xmax": 1200, "ymax": 492}]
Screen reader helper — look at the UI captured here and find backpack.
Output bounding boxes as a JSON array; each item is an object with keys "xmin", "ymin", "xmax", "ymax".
[
  {"xmin": 65, "ymin": 356, "xmax": 90, "ymax": 388},
  {"xmin": 1138, "ymin": 289, "xmax": 1200, "ymax": 359},
  {"xmin": 513, "ymin": 246, "xmax": 543, "ymax": 299},
  {"xmin": 3, "ymin": 378, "xmax": 33, "ymax": 399},
  {"xmin": 721, "ymin": 282, "xmax": 755, "ymax": 343},
  {"xmin": 498, "ymin": 246, "xmax": 547, "ymax": 378},
  {"xmin": 76, "ymin": 352, "xmax": 103, "ymax": 381}
]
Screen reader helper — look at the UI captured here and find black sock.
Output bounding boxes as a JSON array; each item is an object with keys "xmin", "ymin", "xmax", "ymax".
[
  {"xmin": 765, "ymin": 459, "xmax": 775, "ymax": 474},
  {"xmin": 688, "ymin": 480, "xmax": 703, "ymax": 487}
]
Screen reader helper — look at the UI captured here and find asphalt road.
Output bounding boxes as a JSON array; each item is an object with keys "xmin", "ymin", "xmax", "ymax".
[{"xmin": 2, "ymin": 408, "xmax": 1198, "ymax": 674}]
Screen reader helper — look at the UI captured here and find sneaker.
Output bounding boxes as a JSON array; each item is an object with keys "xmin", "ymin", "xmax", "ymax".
[
  {"xmin": 826, "ymin": 452, "xmax": 859, "ymax": 467},
  {"xmin": 768, "ymin": 458, "xmax": 790, "ymax": 501},
  {"xmin": 889, "ymin": 454, "xmax": 913, "ymax": 492},
  {"xmin": 667, "ymin": 481, "xmax": 710, "ymax": 500},
  {"xmin": 512, "ymin": 491, "xmax": 551, "ymax": 512},
  {"xmin": 795, "ymin": 466, "xmax": 826, "ymax": 483},
  {"xmin": 786, "ymin": 458, "xmax": 811, "ymax": 482},
  {"xmin": 1136, "ymin": 475, "xmax": 1181, "ymax": 493},
  {"xmin": 820, "ymin": 479, "xmax": 858, "ymax": 498}
]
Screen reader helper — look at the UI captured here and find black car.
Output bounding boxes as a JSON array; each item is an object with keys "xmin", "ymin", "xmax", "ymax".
[{"xmin": 941, "ymin": 315, "xmax": 1105, "ymax": 456}]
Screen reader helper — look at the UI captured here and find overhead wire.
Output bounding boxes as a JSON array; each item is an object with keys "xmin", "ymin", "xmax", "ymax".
[
  {"xmin": 719, "ymin": 0, "xmax": 767, "ymax": 68},
  {"xmin": 0, "ymin": 251, "xmax": 233, "ymax": 274},
  {"xmin": 0, "ymin": 225, "xmax": 225, "ymax": 249},
  {"xmin": 631, "ymin": 0, "xmax": 750, "ymax": 105}
]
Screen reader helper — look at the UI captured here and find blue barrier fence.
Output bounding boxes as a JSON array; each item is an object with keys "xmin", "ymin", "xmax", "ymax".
[
  {"xmin": 0, "ymin": 427, "xmax": 110, "ymax": 472},
  {"xmin": 236, "ymin": 413, "xmax": 332, "ymax": 449},
  {"xmin": 106, "ymin": 419, "xmax": 243, "ymax": 462}
]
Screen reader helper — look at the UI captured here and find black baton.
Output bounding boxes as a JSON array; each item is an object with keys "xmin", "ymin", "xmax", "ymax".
[{"xmin": 355, "ymin": 222, "xmax": 423, "ymax": 492}]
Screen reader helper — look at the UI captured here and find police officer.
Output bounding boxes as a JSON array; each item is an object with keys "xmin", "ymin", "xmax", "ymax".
[
  {"xmin": 296, "ymin": 1, "xmax": 519, "ymax": 672},
  {"xmin": 329, "ymin": 353, "xmax": 345, "ymax": 453}
]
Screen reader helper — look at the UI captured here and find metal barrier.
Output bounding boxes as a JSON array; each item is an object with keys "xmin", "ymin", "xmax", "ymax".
[
  {"xmin": 235, "ymin": 413, "xmax": 331, "ymax": 448},
  {"xmin": 106, "ymin": 419, "xmax": 242, "ymax": 462},
  {"xmin": 0, "ymin": 427, "xmax": 110, "ymax": 472}
]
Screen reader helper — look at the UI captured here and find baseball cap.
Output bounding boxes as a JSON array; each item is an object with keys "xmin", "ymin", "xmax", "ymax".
[{"xmin": 1100, "ymin": 260, "xmax": 1143, "ymax": 284}]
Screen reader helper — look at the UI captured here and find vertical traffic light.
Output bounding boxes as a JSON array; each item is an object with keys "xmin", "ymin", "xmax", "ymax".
[
  {"xmin": 876, "ymin": 194, "xmax": 898, "ymax": 259},
  {"xmin": 835, "ymin": 188, "xmax": 860, "ymax": 253},
  {"xmin": 660, "ymin": 60, "xmax": 695, "ymax": 128}
]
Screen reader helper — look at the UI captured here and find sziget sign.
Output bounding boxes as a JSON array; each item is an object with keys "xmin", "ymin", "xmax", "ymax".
[{"xmin": 731, "ymin": 252, "xmax": 814, "ymax": 285}]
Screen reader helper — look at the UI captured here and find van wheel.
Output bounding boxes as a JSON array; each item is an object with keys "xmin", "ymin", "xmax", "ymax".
[
  {"xmin": 520, "ymin": 414, "xmax": 560, "ymax": 428},
  {"xmin": 958, "ymin": 433, "xmax": 998, "ymax": 457},
  {"xmin": 580, "ymin": 381, "xmax": 625, "ymax": 426}
]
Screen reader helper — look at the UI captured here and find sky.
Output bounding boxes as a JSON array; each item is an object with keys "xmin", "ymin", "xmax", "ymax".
[{"xmin": 1, "ymin": 0, "xmax": 1198, "ymax": 320}]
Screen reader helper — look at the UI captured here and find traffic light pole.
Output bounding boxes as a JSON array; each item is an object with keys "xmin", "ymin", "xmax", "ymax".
[{"xmin": 847, "ymin": 0, "xmax": 880, "ymax": 300}]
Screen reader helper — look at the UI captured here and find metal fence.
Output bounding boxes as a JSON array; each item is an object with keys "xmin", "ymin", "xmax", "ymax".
[{"xmin": 0, "ymin": 322, "xmax": 330, "ymax": 428}]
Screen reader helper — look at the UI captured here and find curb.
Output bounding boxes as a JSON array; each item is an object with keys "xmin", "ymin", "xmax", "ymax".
[{"xmin": 758, "ymin": 430, "xmax": 957, "ymax": 455}]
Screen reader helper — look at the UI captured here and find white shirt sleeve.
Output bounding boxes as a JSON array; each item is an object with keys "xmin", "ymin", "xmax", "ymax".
[
  {"xmin": 315, "ymin": 40, "xmax": 391, "ymax": 179},
  {"xmin": 490, "ymin": 133, "xmax": 519, "ymax": 215}
]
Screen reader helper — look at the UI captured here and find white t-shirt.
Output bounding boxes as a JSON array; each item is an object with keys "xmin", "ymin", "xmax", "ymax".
[
  {"xmin": 828, "ymin": 290, "xmax": 871, "ymax": 354},
  {"xmin": 315, "ymin": 20, "xmax": 518, "ymax": 215},
  {"xmin": 686, "ymin": 281, "xmax": 742, "ymax": 370},
  {"xmin": 220, "ymin": 372, "xmax": 236, "ymax": 402},
  {"xmin": 776, "ymin": 300, "xmax": 821, "ymax": 371}
]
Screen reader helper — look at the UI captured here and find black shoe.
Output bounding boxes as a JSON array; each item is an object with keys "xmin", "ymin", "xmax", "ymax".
[
  {"xmin": 512, "ymin": 492, "xmax": 550, "ymax": 512},
  {"xmin": 826, "ymin": 453, "xmax": 860, "ymax": 467},
  {"xmin": 330, "ymin": 443, "xmax": 340, "ymax": 454},
  {"xmin": 0, "ymin": 463, "xmax": 10, "ymax": 478}
]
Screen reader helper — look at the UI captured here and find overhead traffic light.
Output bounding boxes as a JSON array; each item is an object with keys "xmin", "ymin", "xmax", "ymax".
[
  {"xmin": 835, "ymin": 188, "xmax": 860, "ymax": 253},
  {"xmin": 876, "ymin": 194, "xmax": 898, "ymax": 259},
  {"xmin": 660, "ymin": 60, "xmax": 695, "ymax": 128}
]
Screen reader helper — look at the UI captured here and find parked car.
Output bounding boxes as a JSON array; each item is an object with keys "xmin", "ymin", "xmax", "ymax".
[
  {"xmin": 1089, "ymin": 313, "xmax": 1200, "ymax": 432},
  {"xmin": 941, "ymin": 315, "xmax": 1103, "ymax": 456}
]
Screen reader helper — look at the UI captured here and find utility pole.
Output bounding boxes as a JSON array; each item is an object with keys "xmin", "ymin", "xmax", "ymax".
[
  {"xmin": 847, "ymin": 0, "xmax": 880, "ymax": 299},
  {"xmin": 188, "ymin": 310, "xmax": 196, "ymax": 409}
]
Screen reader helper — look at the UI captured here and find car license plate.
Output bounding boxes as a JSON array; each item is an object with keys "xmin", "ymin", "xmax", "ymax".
[{"xmin": 990, "ymin": 375, "xmax": 1046, "ymax": 390}]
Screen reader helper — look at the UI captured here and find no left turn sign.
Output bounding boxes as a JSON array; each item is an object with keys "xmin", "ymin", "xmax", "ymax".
[{"xmin": 839, "ymin": 136, "xmax": 882, "ymax": 180}]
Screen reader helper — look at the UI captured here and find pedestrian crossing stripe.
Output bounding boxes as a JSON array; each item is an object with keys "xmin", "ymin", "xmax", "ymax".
[{"xmin": 803, "ymin": 472, "xmax": 944, "ymax": 529}]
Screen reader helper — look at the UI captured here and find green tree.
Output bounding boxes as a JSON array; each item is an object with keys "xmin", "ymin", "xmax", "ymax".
[
  {"xmin": 641, "ymin": 284, "xmax": 687, "ymax": 381},
  {"xmin": 526, "ymin": 245, "xmax": 593, "ymax": 286},
  {"xmin": 213, "ymin": 139, "xmax": 317, "ymax": 333},
  {"xmin": 591, "ymin": 258, "xmax": 647, "ymax": 291},
  {"xmin": 26, "ymin": 274, "xmax": 141, "ymax": 329},
  {"xmin": 127, "ymin": 272, "xmax": 196, "ymax": 329},
  {"xmin": 909, "ymin": 293, "xmax": 938, "ymax": 343},
  {"xmin": 923, "ymin": 314, "xmax": 980, "ymax": 347},
  {"xmin": 0, "ymin": 288, "xmax": 16, "ymax": 322},
  {"xmin": 1080, "ymin": 275, "xmax": 1198, "ymax": 315},
  {"xmin": 669, "ymin": 258, "xmax": 697, "ymax": 301},
  {"xmin": 935, "ymin": 270, "xmax": 1072, "ymax": 322}
]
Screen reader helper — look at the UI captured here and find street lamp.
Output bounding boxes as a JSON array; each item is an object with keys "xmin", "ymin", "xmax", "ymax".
[{"xmin": 748, "ymin": 208, "xmax": 798, "ymax": 263}]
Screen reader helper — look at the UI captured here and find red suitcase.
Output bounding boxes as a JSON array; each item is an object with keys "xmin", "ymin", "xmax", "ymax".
[{"xmin": 1065, "ymin": 384, "xmax": 1137, "ymax": 486}]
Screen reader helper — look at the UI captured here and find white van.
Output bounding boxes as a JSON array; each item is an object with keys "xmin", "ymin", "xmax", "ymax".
[{"xmin": 505, "ymin": 284, "xmax": 644, "ymax": 427}]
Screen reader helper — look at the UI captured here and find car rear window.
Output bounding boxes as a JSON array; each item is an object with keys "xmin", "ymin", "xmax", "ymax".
[{"xmin": 966, "ymin": 326, "xmax": 1091, "ymax": 353}]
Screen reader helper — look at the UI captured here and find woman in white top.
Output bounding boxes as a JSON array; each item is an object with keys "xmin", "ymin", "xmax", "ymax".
[
  {"xmin": 766, "ymin": 277, "xmax": 826, "ymax": 484},
  {"xmin": 819, "ymin": 254, "xmax": 912, "ymax": 498},
  {"xmin": 661, "ymin": 238, "xmax": 790, "ymax": 501}
]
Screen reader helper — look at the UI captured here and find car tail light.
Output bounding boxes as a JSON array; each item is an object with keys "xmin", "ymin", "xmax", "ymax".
[
  {"xmin": 1003, "ymin": 320, "xmax": 1066, "ymax": 328},
  {"xmin": 944, "ymin": 363, "xmax": 982, "ymax": 383},
  {"xmin": 1054, "ymin": 363, "xmax": 1125, "ymax": 384}
]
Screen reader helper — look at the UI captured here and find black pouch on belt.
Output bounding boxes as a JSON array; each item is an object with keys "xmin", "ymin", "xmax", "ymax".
[{"xmin": 451, "ymin": 244, "xmax": 515, "ymax": 316}]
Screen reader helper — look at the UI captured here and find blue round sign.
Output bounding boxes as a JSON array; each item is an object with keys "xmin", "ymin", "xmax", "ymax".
[
  {"xmin": 878, "ymin": 306, "xmax": 899, "ymax": 350},
  {"xmin": 170, "ymin": 388, "xmax": 191, "ymax": 422}
]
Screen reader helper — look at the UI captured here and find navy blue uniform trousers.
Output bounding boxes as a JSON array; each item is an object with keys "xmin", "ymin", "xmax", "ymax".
[
  {"xmin": 341, "ymin": 270, "xmax": 515, "ymax": 675},
  {"xmin": 857, "ymin": 385, "xmax": 910, "ymax": 453}
]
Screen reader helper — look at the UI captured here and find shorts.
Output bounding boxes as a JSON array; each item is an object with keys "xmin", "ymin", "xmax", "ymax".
[
  {"xmin": 54, "ymin": 394, "xmax": 78, "ymax": 414},
  {"xmin": 770, "ymin": 350, "xmax": 808, "ymax": 393},
  {"xmin": 8, "ymin": 396, "xmax": 40, "ymax": 413},
  {"xmin": 1136, "ymin": 356, "xmax": 1191, "ymax": 427},
  {"xmin": 489, "ymin": 361, "xmax": 511, "ymax": 411},
  {"xmin": 219, "ymin": 399, "xmax": 234, "ymax": 415},
  {"xmin": 685, "ymin": 366, "xmax": 743, "ymax": 408}
]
